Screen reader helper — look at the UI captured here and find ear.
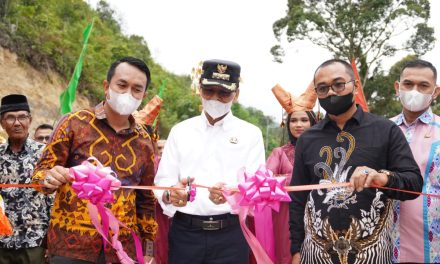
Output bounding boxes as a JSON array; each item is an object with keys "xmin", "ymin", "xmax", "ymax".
[
  {"xmin": 394, "ymin": 80, "xmax": 400, "ymax": 97},
  {"xmin": 103, "ymin": 80, "xmax": 110, "ymax": 99},
  {"xmin": 433, "ymin": 85, "xmax": 440, "ymax": 100},
  {"xmin": 353, "ymin": 80, "xmax": 360, "ymax": 95},
  {"xmin": 233, "ymin": 89, "xmax": 240, "ymax": 102}
]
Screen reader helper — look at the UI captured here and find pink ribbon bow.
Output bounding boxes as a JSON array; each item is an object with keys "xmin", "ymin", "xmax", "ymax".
[
  {"xmin": 70, "ymin": 157, "xmax": 143, "ymax": 264},
  {"xmin": 238, "ymin": 165, "xmax": 291, "ymax": 213},
  {"xmin": 71, "ymin": 158, "xmax": 121, "ymax": 204},
  {"xmin": 224, "ymin": 165, "xmax": 291, "ymax": 264}
]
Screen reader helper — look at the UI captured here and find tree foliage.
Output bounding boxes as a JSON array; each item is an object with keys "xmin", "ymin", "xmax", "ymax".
[
  {"xmin": 272, "ymin": 0, "xmax": 435, "ymax": 88},
  {"xmin": 0, "ymin": 0, "xmax": 281, "ymax": 155}
]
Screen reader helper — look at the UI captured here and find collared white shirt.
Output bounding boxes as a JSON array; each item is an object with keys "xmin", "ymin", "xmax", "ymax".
[{"xmin": 154, "ymin": 111, "xmax": 265, "ymax": 217}]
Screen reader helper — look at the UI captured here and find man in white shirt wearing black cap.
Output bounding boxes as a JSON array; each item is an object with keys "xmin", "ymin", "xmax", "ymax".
[{"xmin": 154, "ymin": 59, "xmax": 265, "ymax": 264}]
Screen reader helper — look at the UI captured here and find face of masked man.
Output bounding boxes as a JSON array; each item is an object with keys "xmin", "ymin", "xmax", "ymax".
[
  {"xmin": 395, "ymin": 67, "xmax": 439, "ymax": 113},
  {"xmin": 199, "ymin": 85, "xmax": 239, "ymax": 120},
  {"xmin": 314, "ymin": 62, "xmax": 358, "ymax": 116},
  {"xmin": 104, "ymin": 62, "xmax": 147, "ymax": 116}
]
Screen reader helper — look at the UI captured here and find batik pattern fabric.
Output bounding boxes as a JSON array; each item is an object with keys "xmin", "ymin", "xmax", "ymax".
[
  {"xmin": 301, "ymin": 131, "xmax": 394, "ymax": 264},
  {"xmin": 290, "ymin": 107, "xmax": 423, "ymax": 264},
  {"xmin": 390, "ymin": 110, "xmax": 440, "ymax": 263},
  {"xmin": 0, "ymin": 138, "xmax": 53, "ymax": 249},
  {"xmin": 32, "ymin": 102, "xmax": 157, "ymax": 263}
]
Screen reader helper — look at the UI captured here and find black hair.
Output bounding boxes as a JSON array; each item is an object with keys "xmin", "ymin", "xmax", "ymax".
[
  {"xmin": 400, "ymin": 59, "xmax": 437, "ymax": 82},
  {"xmin": 313, "ymin": 59, "xmax": 355, "ymax": 85},
  {"xmin": 287, "ymin": 111, "xmax": 317, "ymax": 145},
  {"xmin": 106, "ymin": 57, "xmax": 151, "ymax": 89},
  {"xmin": 36, "ymin": 123, "xmax": 53, "ymax": 131}
]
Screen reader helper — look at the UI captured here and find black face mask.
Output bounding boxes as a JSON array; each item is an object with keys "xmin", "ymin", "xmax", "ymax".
[{"xmin": 318, "ymin": 93, "xmax": 354, "ymax": 116}]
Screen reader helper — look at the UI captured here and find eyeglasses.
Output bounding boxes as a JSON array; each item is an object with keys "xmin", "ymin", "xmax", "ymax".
[
  {"xmin": 36, "ymin": 136, "xmax": 51, "ymax": 142},
  {"xmin": 2, "ymin": 115, "xmax": 31, "ymax": 125},
  {"xmin": 200, "ymin": 87, "xmax": 234, "ymax": 100},
  {"xmin": 315, "ymin": 80, "xmax": 355, "ymax": 97}
]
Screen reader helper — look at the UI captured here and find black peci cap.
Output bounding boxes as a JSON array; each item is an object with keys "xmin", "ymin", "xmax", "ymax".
[
  {"xmin": 200, "ymin": 59, "xmax": 241, "ymax": 91},
  {"xmin": 0, "ymin": 94, "xmax": 30, "ymax": 114}
]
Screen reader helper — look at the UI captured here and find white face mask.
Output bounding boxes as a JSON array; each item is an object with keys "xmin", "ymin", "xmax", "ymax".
[
  {"xmin": 399, "ymin": 89, "xmax": 433, "ymax": 112},
  {"xmin": 106, "ymin": 88, "xmax": 142, "ymax": 115},
  {"xmin": 202, "ymin": 98, "xmax": 233, "ymax": 119}
]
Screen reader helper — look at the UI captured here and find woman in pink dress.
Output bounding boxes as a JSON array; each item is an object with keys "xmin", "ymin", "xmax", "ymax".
[{"xmin": 266, "ymin": 83, "xmax": 317, "ymax": 264}]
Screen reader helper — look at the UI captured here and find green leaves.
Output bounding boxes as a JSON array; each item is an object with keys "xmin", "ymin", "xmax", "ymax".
[
  {"xmin": 0, "ymin": 0, "xmax": 282, "ymax": 150},
  {"xmin": 272, "ymin": 0, "xmax": 435, "ymax": 91}
]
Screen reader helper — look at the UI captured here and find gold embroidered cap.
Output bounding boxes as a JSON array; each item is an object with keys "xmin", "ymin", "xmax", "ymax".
[
  {"xmin": 271, "ymin": 82, "xmax": 317, "ymax": 113},
  {"xmin": 200, "ymin": 59, "xmax": 241, "ymax": 91}
]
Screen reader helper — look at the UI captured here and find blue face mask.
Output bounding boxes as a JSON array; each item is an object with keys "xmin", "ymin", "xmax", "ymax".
[{"xmin": 318, "ymin": 93, "xmax": 354, "ymax": 116}]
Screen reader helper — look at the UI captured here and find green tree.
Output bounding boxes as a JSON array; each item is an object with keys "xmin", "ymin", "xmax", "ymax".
[
  {"xmin": 0, "ymin": 0, "xmax": 12, "ymax": 19},
  {"xmin": 272, "ymin": 0, "xmax": 435, "ymax": 89},
  {"xmin": 0, "ymin": 0, "xmax": 283, "ymax": 153}
]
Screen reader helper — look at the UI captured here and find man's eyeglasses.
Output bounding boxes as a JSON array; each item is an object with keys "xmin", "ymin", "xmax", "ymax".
[
  {"xmin": 200, "ymin": 87, "xmax": 234, "ymax": 100},
  {"xmin": 2, "ymin": 115, "xmax": 31, "ymax": 125},
  {"xmin": 315, "ymin": 80, "xmax": 355, "ymax": 97},
  {"xmin": 36, "ymin": 136, "xmax": 51, "ymax": 142}
]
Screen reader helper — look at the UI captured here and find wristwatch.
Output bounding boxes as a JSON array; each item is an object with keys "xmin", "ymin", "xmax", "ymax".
[{"xmin": 378, "ymin": 169, "xmax": 395, "ymax": 177}]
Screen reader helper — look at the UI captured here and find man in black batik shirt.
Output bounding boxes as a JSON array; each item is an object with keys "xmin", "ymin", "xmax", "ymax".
[
  {"xmin": 0, "ymin": 94, "xmax": 53, "ymax": 264},
  {"xmin": 289, "ymin": 59, "xmax": 423, "ymax": 264}
]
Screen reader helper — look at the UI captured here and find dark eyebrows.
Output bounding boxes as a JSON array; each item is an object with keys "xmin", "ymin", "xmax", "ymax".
[
  {"xmin": 316, "ymin": 77, "xmax": 346, "ymax": 86},
  {"xmin": 3, "ymin": 112, "xmax": 29, "ymax": 118},
  {"xmin": 116, "ymin": 79, "xmax": 128, "ymax": 85}
]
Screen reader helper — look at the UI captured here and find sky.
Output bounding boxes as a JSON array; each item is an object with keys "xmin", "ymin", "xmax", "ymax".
[{"xmin": 88, "ymin": 0, "xmax": 440, "ymax": 122}]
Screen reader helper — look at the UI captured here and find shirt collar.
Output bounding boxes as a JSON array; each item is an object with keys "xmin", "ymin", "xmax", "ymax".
[
  {"xmin": 94, "ymin": 101, "xmax": 137, "ymax": 133},
  {"xmin": 315, "ymin": 105, "xmax": 363, "ymax": 130},
  {"xmin": 394, "ymin": 108, "xmax": 433, "ymax": 126},
  {"xmin": 2, "ymin": 137, "xmax": 33, "ymax": 154},
  {"xmin": 200, "ymin": 111, "xmax": 234, "ymax": 131}
]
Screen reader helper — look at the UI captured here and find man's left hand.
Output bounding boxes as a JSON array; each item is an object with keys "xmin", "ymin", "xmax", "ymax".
[
  {"xmin": 349, "ymin": 166, "xmax": 389, "ymax": 192},
  {"xmin": 208, "ymin": 182, "xmax": 227, "ymax": 205}
]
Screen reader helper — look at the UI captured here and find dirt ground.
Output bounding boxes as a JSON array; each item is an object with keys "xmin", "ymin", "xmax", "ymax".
[{"xmin": 0, "ymin": 47, "xmax": 91, "ymax": 140}]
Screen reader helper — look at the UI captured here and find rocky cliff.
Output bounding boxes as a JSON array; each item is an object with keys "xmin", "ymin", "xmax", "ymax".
[{"xmin": 0, "ymin": 47, "xmax": 91, "ymax": 139}]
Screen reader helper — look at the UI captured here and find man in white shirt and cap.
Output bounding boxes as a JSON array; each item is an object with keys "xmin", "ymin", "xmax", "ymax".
[{"xmin": 154, "ymin": 59, "xmax": 265, "ymax": 264}]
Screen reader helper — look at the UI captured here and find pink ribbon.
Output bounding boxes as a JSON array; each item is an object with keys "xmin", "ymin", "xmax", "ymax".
[
  {"xmin": 70, "ymin": 157, "xmax": 143, "ymax": 264},
  {"xmin": 224, "ymin": 165, "xmax": 291, "ymax": 264}
]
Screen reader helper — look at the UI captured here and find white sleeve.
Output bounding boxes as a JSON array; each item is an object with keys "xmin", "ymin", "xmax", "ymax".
[
  {"xmin": 246, "ymin": 128, "xmax": 266, "ymax": 173},
  {"xmin": 154, "ymin": 127, "xmax": 180, "ymax": 217}
]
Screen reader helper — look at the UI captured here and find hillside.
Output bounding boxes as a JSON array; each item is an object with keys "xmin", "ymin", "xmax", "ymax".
[
  {"xmin": 0, "ymin": 47, "xmax": 91, "ymax": 137},
  {"xmin": 0, "ymin": 0, "xmax": 281, "ymax": 153}
]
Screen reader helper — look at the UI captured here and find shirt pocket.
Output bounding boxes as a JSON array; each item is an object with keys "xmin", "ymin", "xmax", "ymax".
[{"xmin": 352, "ymin": 146, "xmax": 385, "ymax": 168}]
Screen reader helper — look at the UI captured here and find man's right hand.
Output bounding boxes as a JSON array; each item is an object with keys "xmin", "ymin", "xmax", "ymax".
[
  {"xmin": 41, "ymin": 165, "xmax": 72, "ymax": 191},
  {"xmin": 292, "ymin": 252, "xmax": 300, "ymax": 264},
  {"xmin": 162, "ymin": 177, "xmax": 194, "ymax": 207}
]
